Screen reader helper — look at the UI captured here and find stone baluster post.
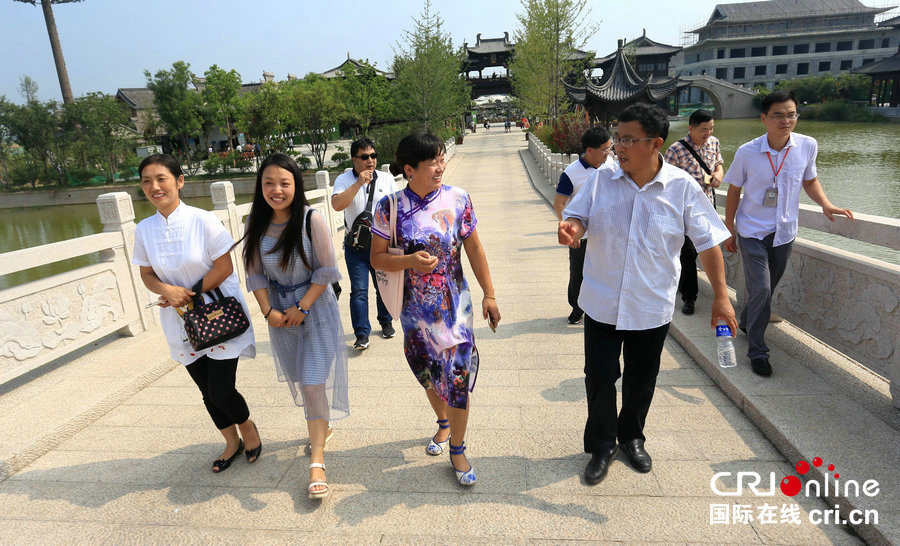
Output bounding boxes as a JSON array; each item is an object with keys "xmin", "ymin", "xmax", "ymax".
[
  {"xmin": 315, "ymin": 171, "xmax": 335, "ymax": 238},
  {"xmin": 96, "ymin": 192, "xmax": 150, "ymax": 334},
  {"xmin": 211, "ymin": 181, "xmax": 245, "ymax": 286},
  {"xmin": 551, "ymin": 153, "xmax": 562, "ymax": 186}
]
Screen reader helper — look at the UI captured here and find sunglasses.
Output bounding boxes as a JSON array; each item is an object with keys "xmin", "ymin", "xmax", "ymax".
[{"xmin": 355, "ymin": 153, "xmax": 378, "ymax": 160}]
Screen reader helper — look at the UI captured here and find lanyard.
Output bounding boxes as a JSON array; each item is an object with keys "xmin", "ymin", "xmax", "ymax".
[{"xmin": 765, "ymin": 147, "xmax": 791, "ymax": 187}]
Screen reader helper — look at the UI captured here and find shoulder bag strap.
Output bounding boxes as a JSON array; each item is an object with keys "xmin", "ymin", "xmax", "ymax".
[
  {"xmin": 389, "ymin": 192, "xmax": 398, "ymax": 248},
  {"xmin": 678, "ymin": 139, "xmax": 712, "ymax": 175},
  {"xmin": 364, "ymin": 173, "xmax": 377, "ymax": 213}
]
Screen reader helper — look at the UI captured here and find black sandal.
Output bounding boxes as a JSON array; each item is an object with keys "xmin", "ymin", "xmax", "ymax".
[
  {"xmin": 212, "ymin": 440, "xmax": 243, "ymax": 473},
  {"xmin": 245, "ymin": 421, "xmax": 262, "ymax": 463}
]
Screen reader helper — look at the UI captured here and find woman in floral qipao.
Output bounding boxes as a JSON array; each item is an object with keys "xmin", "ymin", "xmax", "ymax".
[{"xmin": 371, "ymin": 132, "xmax": 501, "ymax": 486}]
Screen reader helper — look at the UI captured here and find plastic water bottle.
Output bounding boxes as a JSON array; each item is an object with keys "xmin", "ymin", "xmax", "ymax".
[{"xmin": 716, "ymin": 320, "xmax": 737, "ymax": 368}]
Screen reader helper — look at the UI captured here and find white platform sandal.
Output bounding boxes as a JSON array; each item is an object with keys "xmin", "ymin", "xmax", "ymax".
[
  {"xmin": 426, "ymin": 419, "xmax": 450, "ymax": 456},
  {"xmin": 449, "ymin": 441, "xmax": 476, "ymax": 486},
  {"xmin": 306, "ymin": 426, "xmax": 334, "ymax": 454},
  {"xmin": 308, "ymin": 462, "xmax": 329, "ymax": 499}
]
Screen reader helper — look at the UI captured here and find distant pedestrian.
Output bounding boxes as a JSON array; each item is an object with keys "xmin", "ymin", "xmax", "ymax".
[
  {"xmin": 553, "ymin": 126, "xmax": 616, "ymax": 325},
  {"xmin": 238, "ymin": 153, "xmax": 349, "ymax": 500},
  {"xmin": 664, "ymin": 108, "xmax": 725, "ymax": 316},
  {"xmin": 132, "ymin": 153, "xmax": 261, "ymax": 474},
  {"xmin": 371, "ymin": 132, "xmax": 501, "ymax": 487},
  {"xmin": 558, "ymin": 104, "xmax": 735, "ymax": 486},
  {"xmin": 723, "ymin": 90, "xmax": 853, "ymax": 377},
  {"xmin": 289, "ymin": 137, "xmax": 294, "ymax": 150}
]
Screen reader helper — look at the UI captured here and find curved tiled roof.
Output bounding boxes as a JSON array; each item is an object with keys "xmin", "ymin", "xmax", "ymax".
[
  {"xmin": 698, "ymin": 0, "xmax": 888, "ymax": 28},
  {"xmin": 565, "ymin": 42, "xmax": 688, "ymax": 105},
  {"xmin": 852, "ymin": 53, "xmax": 900, "ymax": 75}
]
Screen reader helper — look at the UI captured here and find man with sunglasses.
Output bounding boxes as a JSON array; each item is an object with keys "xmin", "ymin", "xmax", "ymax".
[
  {"xmin": 664, "ymin": 109, "xmax": 725, "ymax": 316},
  {"xmin": 332, "ymin": 136, "xmax": 399, "ymax": 349},
  {"xmin": 553, "ymin": 126, "xmax": 616, "ymax": 325},
  {"xmin": 723, "ymin": 90, "xmax": 853, "ymax": 377},
  {"xmin": 558, "ymin": 104, "xmax": 736, "ymax": 485}
]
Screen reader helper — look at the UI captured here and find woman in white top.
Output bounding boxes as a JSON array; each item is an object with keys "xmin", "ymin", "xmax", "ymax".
[{"xmin": 132, "ymin": 154, "xmax": 261, "ymax": 473}]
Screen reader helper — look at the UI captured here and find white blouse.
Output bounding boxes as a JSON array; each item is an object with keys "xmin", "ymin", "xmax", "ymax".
[{"xmin": 132, "ymin": 202, "xmax": 256, "ymax": 365}]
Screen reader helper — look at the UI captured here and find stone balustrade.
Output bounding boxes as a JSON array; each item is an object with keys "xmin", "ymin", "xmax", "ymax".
[{"xmin": 527, "ymin": 134, "xmax": 900, "ymax": 407}]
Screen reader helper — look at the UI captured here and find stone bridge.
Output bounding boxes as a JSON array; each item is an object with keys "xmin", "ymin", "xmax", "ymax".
[{"xmin": 681, "ymin": 75, "xmax": 759, "ymax": 119}]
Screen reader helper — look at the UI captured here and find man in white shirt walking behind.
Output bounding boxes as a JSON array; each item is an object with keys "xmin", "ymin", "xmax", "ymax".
[
  {"xmin": 558, "ymin": 104, "xmax": 736, "ymax": 486},
  {"xmin": 723, "ymin": 90, "xmax": 853, "ymax": 377},
  {"xmin": 553, "ymin": 126, "xmax": 616, "ymax": 325}
]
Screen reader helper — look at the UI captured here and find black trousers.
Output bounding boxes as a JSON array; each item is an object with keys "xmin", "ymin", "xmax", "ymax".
[
  {"xmin": 678, "ymin": 236, "xmax": 698, "ymax": 302},
  {"xmin": 568, "ymin": 241, "xmax": 587, "ymax": 315},
  {"xmin": 583, "ymin": 317, "xmax": 670, "ymax": 453},
  {"xmin": 185, "ymin": 355, "xmax": 250, "ymax": 430}
]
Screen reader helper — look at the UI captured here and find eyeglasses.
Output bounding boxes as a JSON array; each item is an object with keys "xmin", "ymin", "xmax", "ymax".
[
  {"xmin": 599, "ymin": 145, "xmax": 616, "ymax": 156},
  {"xmin": 767, "ymin": 113, "xmax": 799, "ymax": 121},
  {"xmin": 355, "ymin": 153, "xmax": 378, "ymax": 160},
  {"xmin": 612, "ymin": 136, "xmax": 657, "ymax": 148}
]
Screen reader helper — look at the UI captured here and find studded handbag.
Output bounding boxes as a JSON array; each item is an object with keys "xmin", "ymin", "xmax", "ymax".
[{"xmin": 181, "ymin": 284, "xmax": 250, "ymax": 351}]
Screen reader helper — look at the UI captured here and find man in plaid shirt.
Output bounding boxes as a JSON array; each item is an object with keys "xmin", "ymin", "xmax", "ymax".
[{"xmin": 664, "ymin": 109, "xmax": 724, "ymax": 316}]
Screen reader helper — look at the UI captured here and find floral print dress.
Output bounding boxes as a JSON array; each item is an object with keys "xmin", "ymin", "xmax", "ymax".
[{"xmin": 372, "ymin": 185, "xmax": 479, "ymax": 409}]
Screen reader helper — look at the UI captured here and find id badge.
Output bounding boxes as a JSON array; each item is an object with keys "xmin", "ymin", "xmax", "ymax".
[{"xmin": 763, "ymin": 187, "xmax": 778, "ymax": 208}]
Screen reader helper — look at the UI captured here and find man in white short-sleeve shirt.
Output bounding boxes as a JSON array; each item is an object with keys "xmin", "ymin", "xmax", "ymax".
[
  {"xmin": 723, "ymin": 89, "xmax": 853, "ymax": 377},
  {"xmin": 331, "ymin": 136, "xmax": 399, "ymax": 350},
  {"xmin": 553, "ymin": 126, "xmax": 616, "ymax": 325},
  {"xmin": 558, "ymin": 104, "xmax": 736, "ymax": 486}
]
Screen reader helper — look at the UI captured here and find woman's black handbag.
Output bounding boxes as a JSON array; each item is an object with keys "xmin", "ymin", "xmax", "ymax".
[{"xmin": 181, "ymin": 285, "xmax": 250, "ymax": 351}]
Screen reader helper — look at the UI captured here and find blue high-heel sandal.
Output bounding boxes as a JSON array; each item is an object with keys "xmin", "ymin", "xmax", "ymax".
[
  {"xmin": 449, "ymin": 441, "xmax": 476, "ymax": 486},
  {"xmin": 426, "ymin": 419, "xmax": 450, "ymax": 456}
]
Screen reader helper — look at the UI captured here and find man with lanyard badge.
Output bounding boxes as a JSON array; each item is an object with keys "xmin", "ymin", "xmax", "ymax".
[
  {"xmin": 723, "ymin": 90, "xmax": 853, "ymax": 376},
  {"xmin": 332, "ymin": 136, "xmax": 399, "ymax": 349},
  {"xmin": 664, "ymin": 109, "xmax": 724, "ymax": 316}
]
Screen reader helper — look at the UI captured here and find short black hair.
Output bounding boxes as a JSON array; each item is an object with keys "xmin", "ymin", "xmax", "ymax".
[
  {"xmin": 581, "ymin": 126, "xmax": 611, "ymax": 152},
  {"xmin": 689, "ymin": 109, "xmax": 714, "ymax": 126},
  {"xmin": 761, "ymin": 90, "xmax": 798, "ymax": 114},
  {"xmin": 138, "ymin": 153, "xmax": 183, "ymax": 179},
  {"xmin": 389, "ymin": 132, "xmax": 445, "ymax": 178},
  {"xmin": 350, "ymin": 136, "xmax": 376, "ymax": 157},
  {"xmin": 617, "ymin": 103, "xmax": 669, "ymax": 141}
]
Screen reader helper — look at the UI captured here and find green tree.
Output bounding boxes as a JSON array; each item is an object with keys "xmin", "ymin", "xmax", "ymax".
[
  {"xmin": 202, "ymin": 64, "xmax": 242, "ymax": 152},
  {"xmin": 65, "ymin": 92, "xmax": 136, "ymax": 183},
  {"xmin": 234, "ymin": 81, "xmax": 286, "ymax": 156},
  {"xmin": 338, "ymin": 60, "xmax": 394, "ymax": 135},
  {"xmin": 0, "ymin": 96, "xmax": 16, "ymax": 189},
  {"xmin": 12, "ymin": 0, "xmax": 82, "ymax": 104},
  {"xmin": 145, "ymin": 61, "xmax": 203, "ymax": 171},
  {"xmin": 509, "ymin": 0, "xmax": 600, "ymax": 121},
  {"xmin": 391, "ymin": 0, "xmax": 470, "ymax": 130},
  {"xmin": 283, "ymin": 76, "xmax": 346, "ymax": 168},
  {"xmin": 4, "ymin": 94, "xmax": 68, "ymax": 186}
]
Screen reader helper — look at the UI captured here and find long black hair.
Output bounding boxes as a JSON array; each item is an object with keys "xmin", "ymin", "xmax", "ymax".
[{"xmin": 236, "ymin": 153, "xmax": 311, "ymax": 272}]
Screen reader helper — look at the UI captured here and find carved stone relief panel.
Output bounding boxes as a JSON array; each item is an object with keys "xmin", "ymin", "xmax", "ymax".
[{"xmin": 0, "ymin": 272, "xmax": 124, "ymax": 372}]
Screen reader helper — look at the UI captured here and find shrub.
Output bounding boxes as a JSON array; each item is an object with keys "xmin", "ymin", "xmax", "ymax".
[
  {"xmin": 330, "ymin": 145, "xmax": 352, "ymax": 170},
  {"xmin": 550, "ymin": 114, "xmax": 592, "ymax": 155},
  {"xmin": 203, "ymin": 155, "xmax": 223, "ymax": 176},
  {"xmin": 532, "ymin": 123, "xmax": 556, "ymax": 152},
  {"xmin": 369, "ymin": 122, "xmax": 419, "ymax": 168},
  {"xmin": 296, "ymin": 155, "xmax": 312, "ymax": 170}
]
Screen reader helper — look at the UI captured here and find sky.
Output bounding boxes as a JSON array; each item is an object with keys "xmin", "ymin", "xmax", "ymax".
[{"xmin": 0, "ymin": 0, "xmax": 779, "ymax": 103}]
